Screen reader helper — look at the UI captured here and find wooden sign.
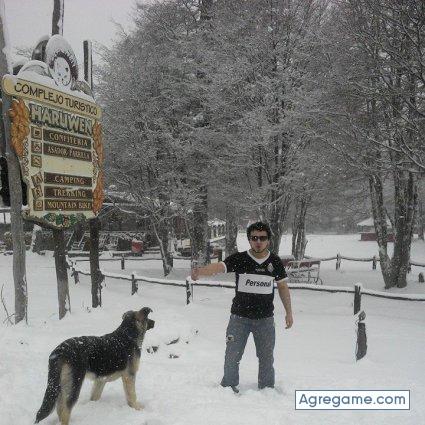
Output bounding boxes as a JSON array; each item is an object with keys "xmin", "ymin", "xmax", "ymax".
[{"xmin": 2, "ymin": 72, "xmax": 103, "ymax": 228}]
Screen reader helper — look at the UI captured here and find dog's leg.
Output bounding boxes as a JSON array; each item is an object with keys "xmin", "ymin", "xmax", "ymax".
[
  {"xmin": 56, "ymin": 364, "xmax": 73, "ymax": 425},
  {"xmin": 56, "ymin": 394, "xmax": 71, "ymax": 425},
  {"xmin": 57, "ymin": 363, "xmax": 85, "ymax": 425},
  {"xmin": 122, "ymin": 372, "xmax": 143, "ymax": 410},
  {"xmin": 90, "ymin": 379, "xmax": 106, "ymax": 401}
]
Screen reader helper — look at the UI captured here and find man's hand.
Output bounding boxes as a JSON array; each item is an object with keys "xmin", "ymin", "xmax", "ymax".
[
  {"xmin": 285, "ymin": 313, "xmax": 293, "ymax": 329},
  {"xmin": 190, "ymin": 262, "xmax": 225, "ymax": 280},
  {"xmin": 191, "ymin": 266, "xmax": 199, "ymax": 281}
]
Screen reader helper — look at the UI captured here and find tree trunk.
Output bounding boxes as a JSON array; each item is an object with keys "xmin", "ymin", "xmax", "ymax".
[
  {"xmin": 1, "ymin": 7, "xmax": 27, "ymax": 324},
  {"xmin": 225, "ymin": 205, "xmax": 238, "ymax": 256},
  {"xmin": 191, "ymin": 185, "xmax": 209, "ymax": 266},
  {"xmin": 368, "ymin": 174, "xmax": 392, "ymax": 288},
  {"xmin": 89, "ymin": 218, "xmax": 102, "ymax": 308},
  {"xmin": 419, "ymin": 202, "xmax": 424, "ymax": 241},
  {"xmin": 31, "ymin": 225, "xmax": 43, "ymax": 254},
  {"xmin": 292, "ymin": 195, "xmax": 309, "ymax": 260},
  {"xmin": 369, "ymin": 172, "xmax": 417, "ymax": 289},
  {"xmin": 266, "ymin": 190, "xmax": 290, "ymax": 255},
  {"xmin": 151, "ymin": 216, "xmax": 172, "ymax": 277},
  {"xmin": 391, "ymin": 171, "xmax": 417, "ymax": 288},
  {"xmin": 53, "ymin": 229, "xmax": 70, "ymax": 319}
]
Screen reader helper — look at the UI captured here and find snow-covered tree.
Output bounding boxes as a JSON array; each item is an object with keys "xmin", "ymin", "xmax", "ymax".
[{"xmin": 313, "ymin": 0, "xmax": 425, "ymax": 288}]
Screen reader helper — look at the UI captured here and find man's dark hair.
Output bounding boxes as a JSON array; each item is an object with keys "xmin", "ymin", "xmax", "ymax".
[{"xmin": 246, "ymin": 221, "xmax": 271, "ymax": 239}]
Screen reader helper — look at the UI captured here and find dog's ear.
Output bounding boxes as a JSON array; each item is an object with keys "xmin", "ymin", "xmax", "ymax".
[
  {"xmin": 139, "ymin": 307, "xmax": 152, "ymax": 319},
  {"xmin": 122, "ymin": 311, "xmax": 134, "ymax": 321}
]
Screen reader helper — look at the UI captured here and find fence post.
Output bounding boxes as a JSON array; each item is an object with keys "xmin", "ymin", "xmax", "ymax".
[
  {"xmin": 121, "ymin": 255, "xmax": 125, "ymax": 270},
  {"xmin": 131, "ymin": 272, "xmax": 138, "ymax": 295},
  {"xmin": 186, "ymin": 278, "xmax": 192, "ymax": 305},
  {"xmin": 372, "ymin": 255, "xmax": 377, "ymax": 270},
  {"xmin": 336, "ymin": 253, "xmax": 341, "ymax": 270},
  {"xmin": 72, "ymin": 267, "xmax": 79, "ymax": 284},
  {"xmin": 354, "ymin": 283, "xmax": 362, "ymax": 314},
  {"xmin": 354, "ymin": 283, "xmax": 367, "ymax": 361}
]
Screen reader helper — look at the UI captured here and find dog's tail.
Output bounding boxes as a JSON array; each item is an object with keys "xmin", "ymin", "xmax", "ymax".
[{"xmin": 35, "ymin": 354, "xmax": 62, "ymax": 423}]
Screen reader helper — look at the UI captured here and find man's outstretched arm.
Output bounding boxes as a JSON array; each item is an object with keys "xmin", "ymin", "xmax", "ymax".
[{"xmin": 191, "ymin": 262, "xmax": 226, "ymax": 280}]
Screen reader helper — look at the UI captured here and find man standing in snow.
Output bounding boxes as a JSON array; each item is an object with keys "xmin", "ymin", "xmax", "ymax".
[{"xmin": 191, "ymin": 222, "xmax": 293, "ymax": 393}]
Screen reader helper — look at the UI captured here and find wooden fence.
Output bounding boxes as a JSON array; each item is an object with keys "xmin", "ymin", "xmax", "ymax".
[{"xmin": 67, "ymin": 257, "xmax": 425, "ymax": 302}]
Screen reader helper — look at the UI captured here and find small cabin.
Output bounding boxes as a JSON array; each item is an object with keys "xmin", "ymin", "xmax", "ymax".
[{"xmin": 357, "ymin": 217, "xmax": 394, "ymax": 242}]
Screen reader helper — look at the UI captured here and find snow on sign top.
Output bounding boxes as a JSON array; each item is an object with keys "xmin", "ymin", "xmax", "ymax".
[{"xmin": 45, "ymin": 35, "xmax": 79, "ymax": 88}]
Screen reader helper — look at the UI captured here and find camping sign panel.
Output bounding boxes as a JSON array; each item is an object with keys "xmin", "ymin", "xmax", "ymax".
[{"xmin": 2, "ymin": 75, "xmax": 104, "ymax": 229}]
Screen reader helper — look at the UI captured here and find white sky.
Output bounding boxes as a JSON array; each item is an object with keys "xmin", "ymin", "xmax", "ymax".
[{"xmin": 4, "ymin": 0, "xmax": 140, "ymax": 66}]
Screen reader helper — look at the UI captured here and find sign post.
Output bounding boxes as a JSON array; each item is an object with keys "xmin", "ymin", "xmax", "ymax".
[
  {"xmin": 84, "ymin": 39, "xmax": 103, "ymax": 308},
  {"xmin": 0, "ymin": 1, "xmax": 27, "ymax": 324},
  {"xmin": 50, "ymin": 0, "xmax": 70, "ymax": 318}
]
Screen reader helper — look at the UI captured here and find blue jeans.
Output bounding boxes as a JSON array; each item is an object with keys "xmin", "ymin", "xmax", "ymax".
[{"xmin": 221, "ymin": 314, "xmax": 275, "ymax": 389}]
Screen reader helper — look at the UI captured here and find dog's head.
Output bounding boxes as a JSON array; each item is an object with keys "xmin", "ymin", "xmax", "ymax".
[{"xmin": 121, "ymin": 307, "xmax": 155, "ymax": 345}]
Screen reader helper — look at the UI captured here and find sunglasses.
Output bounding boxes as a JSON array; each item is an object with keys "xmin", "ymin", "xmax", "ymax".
[{"xmin": 249, "ymin": 235, "xmax": 269, "ymax": 242}]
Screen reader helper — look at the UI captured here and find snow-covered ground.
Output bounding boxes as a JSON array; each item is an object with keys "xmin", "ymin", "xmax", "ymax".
[{"xmin": 1, "ymin": 234, "xmax": 424, "ymax": 425}]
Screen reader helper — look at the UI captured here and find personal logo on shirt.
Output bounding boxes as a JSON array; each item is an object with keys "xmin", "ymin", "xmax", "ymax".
[
  {"xmin": 238, "ymin": 274, "xmax": 274, "ymax": 295},
  {"xmin": 267, "ymin": 263, "xmax": 274, "ymax": 273}
]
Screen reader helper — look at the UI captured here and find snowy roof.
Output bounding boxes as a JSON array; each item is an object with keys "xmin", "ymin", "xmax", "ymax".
[
  {"xmin": 357, "ymin": 217, "xmax": 392, "ymax": 227},
  {"xmin": 208, "ymin": 219, "xmax": 226, "ymax": 226}
]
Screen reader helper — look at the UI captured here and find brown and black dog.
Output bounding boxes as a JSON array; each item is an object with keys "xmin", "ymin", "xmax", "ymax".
[{"xmin": 35, "ymin": 307, "xmax": 154, "ymax": 425}]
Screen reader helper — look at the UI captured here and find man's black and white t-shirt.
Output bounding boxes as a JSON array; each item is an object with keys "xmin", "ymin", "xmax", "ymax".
[{"xmin": 222, "ymin": 250, "xmax": 288, "ymax": 319}]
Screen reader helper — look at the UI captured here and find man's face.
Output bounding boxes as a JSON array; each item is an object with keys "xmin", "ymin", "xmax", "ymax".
[{"xmin": 248, "ymin": 230, "xmax": 270, "ymax": 253}]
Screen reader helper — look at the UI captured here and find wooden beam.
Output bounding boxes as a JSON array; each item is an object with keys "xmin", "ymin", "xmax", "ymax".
[{"xmin": 51, "ymin": 0, "xmax": 64, "ymax": 36}]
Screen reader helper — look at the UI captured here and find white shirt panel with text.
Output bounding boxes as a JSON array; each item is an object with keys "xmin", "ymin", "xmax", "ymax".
[{"xmin": 238, "ymin": 273, "xmax": 274, "ymax": 295}]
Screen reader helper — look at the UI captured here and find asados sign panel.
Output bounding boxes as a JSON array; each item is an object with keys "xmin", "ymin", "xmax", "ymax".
[{"xmin": 2, "ymin": 73, "xmax": 104, "ymax": 229}]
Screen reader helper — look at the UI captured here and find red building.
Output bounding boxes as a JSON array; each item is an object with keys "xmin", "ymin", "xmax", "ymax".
[{"xmin": 357, "ymin": 217, "xmax": 394, "ymax": 242}]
